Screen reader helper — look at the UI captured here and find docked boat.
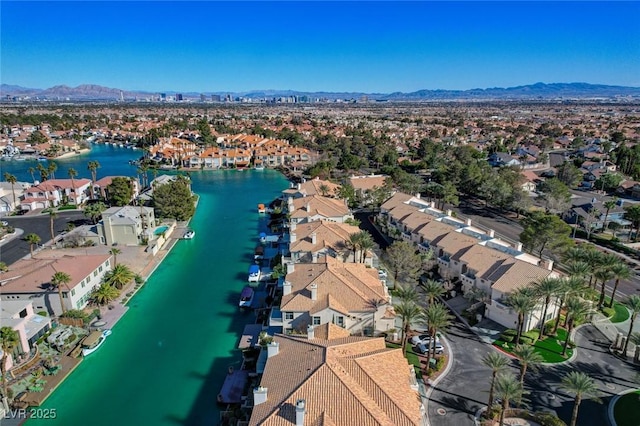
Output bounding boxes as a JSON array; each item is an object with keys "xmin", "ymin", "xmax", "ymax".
[
  {"xmin": 254, "ymin": 245, "xmax": 264, "ymax": 260},
  {"xmin": 258, "ymin": 203, "xmax": 266, "ymax": 213},
  {"xmin": 248, "ymin": 264, "xmax": 261, "ymax": 282},
  {"xmin": 254, "ymin": 165, "xmax": 265, "ymax": 171},
  {"xmin": 182, "ymin": 230, "xmax": 195, "ymax": 239},
  {"xmin": 82, "ymin": 329, "xmax": 112, "ymax": 356},
  {"xmin": 238, "ymin": 286, "xmax": 255, "ymax": 308}
]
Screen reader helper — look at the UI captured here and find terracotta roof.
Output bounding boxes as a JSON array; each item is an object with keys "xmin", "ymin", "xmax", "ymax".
[
  {"xmin": 489, "ymin": 259, "xmax": 553, "ymax": 294},
  {"xmin": 249, "ymin": 334, "xmax": 423, "ymax": 426},
  {"xmin": 349, "ymin": 175, "xmax": 388, "ymax": 191},
  {"xmin": 290, "ymin": 220, "xmax": 361, "ymax": 254},
  {"xmin": 290, "ymin": 195, "xmax": 350, "ymax": 221},
  {"xmin": 416, "ymin": 221, "xmax": 456, "ymax": 245},
  {"xmin": 380, "ymin": 193, "xmax": 413, "ymax": 212},
  {"xmin": 401, "ymin": 210, "xmax": 436, "ymax": 232},
  {"xmin": 455, "ymin": 245, "xmax": 511, "ymax": 276},
  {"xmin": 300, "ymin": 178, "xmax": 341, "ymax": 197},
  {"xmin": 388, "ymin": 203, "xmax": 421, "ymax": 223},
  {"xmin": 434, "ymin": 232, "xmax": 479, "ymax": 258}
]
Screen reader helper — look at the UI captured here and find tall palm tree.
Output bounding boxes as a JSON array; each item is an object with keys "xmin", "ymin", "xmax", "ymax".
[
  {"xmin": 318, "ymin": 183, "xmax": 330, "ymax": 196},
  {"xmin": 602, "ymin": 199, "xmax": 618, "ymax": 233},
  {"xmin": 607, "ymin": 262, "xmax": 632, "ymax": 308},
  {"xmin": 104, "ymin": 264, "xmax": 135, "ymax": 290},
  {"xmin": 84, "ymin": 201, "xmax": 106, "ymax": 225},
  {"xmin": 508, "ymin": 288, "xmax": 538, "ymax": 345},
  {"xmin": 50, "ymin": 271, "xmax": 71, "ymax": 314},
  {"xmin": 494, "ymin": 373, "xmax": 523, "ymax": 426},
  {"xmin": 358, "ymin": 231, "xmax": 375, "ymax": 264},
  {"xmin": 394, "ymin": 284, "xmax": 419, "ymax": 304},
  {"xmin": 482, "ymin": 352, "xmax": 510, "ymax": 410},
  {"xmin": 36, "ymin": 163, "xmax": 49, "ymax": 181},
  {"xmin": 346, "ymin": 232, "xmax": 362, "ymax": 263},
  {"xmin": 67, "ymin": 168, "xmax": 78, "ymax": 205},
  {"xmin": 91, "ymin": 282, "xmax": 120, "ymax": 306},
  {"xmin": 49, "ymin": 210, "xmax": 58, "ymax": 242},
  {"xmin": 0, "ymin": 326, "xmax": 19, "ymax": 400},
  {"xmin": 622, "ymin": 295, "xmax": 640, "ymax": 356},
  {"xmin": 47, "ymin": 161, "xmax": 57, "ymax": 180},
  {"xmin": 594, "ymin": 265, "xmax": 615, "ymax": 310},
  {"xmin": 3, "ymin": 172, "xmax": 18, "ymax": 210},
  {"xmin": 562, "ymin": 297, "xmax": 592, "ymax": 356},
  {"xmin": 88, "ymin": 160, "xmax": 100, "ymax": 199},
  {"xmin": 25, "ymin": 233, "xmax": 41, "ymax": 257},
  {"xmin": 555, "ymin": 275, "xmax": 587, "ymax": 332},
  {"xmin": 561, "ymin": 371, "xmax": 599, "ymax": 426},
  {"xmin": 423, "ymin": 302, "xmax": 453, "ymax": 363},
  {"xmin": 109, "ymin": 248, "xmax": 122, "ymax": 267},
  {"xmin": 28, "ymin": 166, "xmax": 36, "ymax": 183},
  {"xmin": 421, "ymin": 279, "xmax": 446, "ymax": 305},
  {"xmin": 535, "ymin": 277, "xmax": 563, "ymax": 339},
  {"xmin": 513, "ymin": 344, "xmax": 543, "ymax": 387},
  {"xmin": 393, "ymin": 300, "xmax": 422, "ymax": 356}
]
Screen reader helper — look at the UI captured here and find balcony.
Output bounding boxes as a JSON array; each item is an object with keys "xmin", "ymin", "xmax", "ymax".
[
  {"xmin": 437, "ymin": 255, "xmax": 450, "ymax": 267},
  {"xmin": 461, "ymin": 273, "xmax": 475, "ymax": 288},
  {"xmin": 491, "ymin": 299, "xmax": 512, "ymax": 313},
  {"xmin": 418, "ymin": 242, "xmax": 431, "ymax": 253},
  {"xmin": 401, "ymin": 232, "xmax": 412, "ymax": 242},
  {"xmin": 269, "ymin": 308, "xmax": 283, "ymax": 328}
]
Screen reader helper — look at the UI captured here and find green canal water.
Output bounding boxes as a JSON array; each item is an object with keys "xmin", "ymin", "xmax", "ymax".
[{"xmin": 28, "ymin": 169, "xmax": 289, "ymax": 426}]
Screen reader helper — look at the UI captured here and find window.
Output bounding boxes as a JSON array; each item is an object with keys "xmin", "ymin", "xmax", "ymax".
[
  {"xmin": 336, "ymin": 316, "xmax": 345, "ymax": 327},
  {"xmin": 71, "ymin": 289, "xmax": 76, "ymax": 297},
  {"xmin": 312, "ymin": 316, "xmax": 321, "ymax": 325},
  {"xmin": 81, "ymin": 280, "xmax": 85, "ymax": 288},
  {"xmin": 99, "ymin": 266, "xmax": 103, "ymax": 272},
  {"xmin": 285, "ymin": 312, "xmax": 294, "ymax": 320},
  {"xmin": 93, "ymin": 271, "xmax": 98, "ymax": 277}
]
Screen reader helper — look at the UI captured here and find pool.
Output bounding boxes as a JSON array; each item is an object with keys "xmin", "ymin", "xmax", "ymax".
[{"xmin": 154, "ymin": 225, "xmax": 169, "ymax": 236}]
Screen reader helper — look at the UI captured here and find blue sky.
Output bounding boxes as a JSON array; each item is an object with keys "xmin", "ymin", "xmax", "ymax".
[{"xmin": 2, "ymin": 1, "xmax": 639, "ymax": 93}]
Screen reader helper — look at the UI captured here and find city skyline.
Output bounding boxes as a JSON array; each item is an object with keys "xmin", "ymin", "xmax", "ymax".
[{"xmin": 2, "ymin": 1, "xmax": 639, "ymax": 93}]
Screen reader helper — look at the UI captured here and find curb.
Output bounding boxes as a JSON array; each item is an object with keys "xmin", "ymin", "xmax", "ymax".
[
  {"xmin": 607, "ymin": 387, "xmax": 640, "ymax": 426},
  {"xmin": 424, "ymin": 333, "xmax": 454, "ymax": 426}
]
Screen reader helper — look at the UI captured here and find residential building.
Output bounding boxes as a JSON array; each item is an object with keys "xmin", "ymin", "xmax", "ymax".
[
  {"xmin": 281, "ymin": 177, "xmax": 341, "ymax": 199},
  {"xmin": 0, "ymin": 300, "xmax": 52, "ymax": 370},
  {"xmin": 249, "ymin": 323, "xmax": 425, "ymax": 426},
  {"xmin": 287, "ymin": 195, "xmax": 352, "ymax": 224},
  {"xmin": 0, "ymin": 254, "xmax": 112, "ymax": 316},
  {"xmin": 270, "ymin": 258, "xmax": 393, "ymax": 335},
  {"xmin": 97, "ymin": 205, "xmax": 155, "ymax": 246},
  {"xmin": 288, "ymin": 220, "xmax": 363, "ymax": 264},
  {"xmin": 20, "ymin": 178, "xmax": 92, "ymax": 210},
  {"xmin": 348, "ymin": 174, "xmax": 389, "ymax": 204},
  {"xmin": 0, "ymin": 181, "xmax": 30, "ymax": 214},
  {"xmin": 93, "ymin": 176, "xmax": 140, "ymax": 202}
]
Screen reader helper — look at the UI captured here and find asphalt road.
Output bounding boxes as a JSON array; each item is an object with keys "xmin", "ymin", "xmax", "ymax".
[{"xmin": 0, "ymin": 211, "xmax": 89, "ymax": 265}]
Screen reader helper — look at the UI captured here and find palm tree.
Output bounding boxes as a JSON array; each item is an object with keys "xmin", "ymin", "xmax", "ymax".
[
  {"xmin": 88, "ymin": 160, "xmax": 100, "ymax": 199},
  {"xmin": 494, "ymin": 373, "xmax": 523, "ymax": 426},
  {"xmin": 622, "ymin": 295, "xmax": 640, "ymax": 356},
  {"xmin": 535, "ymin": 277, "xmax": 563, "ymax": 339},
  {"xmin": 394, "ymin": 283, "xmax": 419, "ymax": 304},
  {"xmin": 594, "ymin": 264, "xmax": 615, "ymax": 310},
  {"xmin": 0, "ymin": 326, "xmax": 19, "ymax": 399},
  {"xmin": 602, "ymin": 199, "xmax": 618, "ymax": 233},
  {"xmin": 84, "ymin": 201, "xmax": 106, "ymax": 225},
  {"xmin": 3, "ymin": 172, "xmax": 17, "ymax": 210},
  {"xmin": 25, "ymin": 233, "xmax": 41, "ymax": 257},
  {"xmin": 91, "ymin": 282, "xmax": 120, "ymax": 306},
  {"xmin": 554, "ymin": 275, "xmax": 587, "ymax": 332},
  {"xmin": 67, "ymin": 168, "xmax": 78, "ymax": 205},
  {"xmin": 393, "ymin": 300, "xmax": 422, "ymax": 355},
  {"xmin": 607, "ymin": 262, "xmax": 632, "ymax": 308},
  {"xmin": 421, "ymin": 279, "xmax": 446, "ymax": 305},
  {"xmin": 482, "ymin": 352, "xmax": 511, "ymax": 411},
  {"xmin": 508, "ymin": 289, "xmax": 538, "ymax": 345},
  {"xmin": 358, "ymin": 231, "xmax": 375, "ymax": 264},
  {"xmin": 28, "ymin": 166, "xmax": 36, "ymax": 183},
  {"xmin": 346, "ymin": 232, "xmax": 362, "ymax": 263},
  {"xmin": 49, "ymin": 210, "xmax": 58, "ymax": 242},
  {"xmin": 103, "ymin": 264, "xmax": 135, "ymax": 290},
  {"xmin": 365, "ymin": 298, "xmax": 387, "ymax": 336},
  {"xmin": 513, "ymin": 344, "xmax": 543, "ymax": 387},
  {"xmin": 50, "ymin": 271, "xmax": 71, "ymax": 314},
  {"xmin": 109, "ymin": 248, "xmax": 122, "ymax": 267},
  {"xmin": 561, "ymin": 371, "xmax": 599, "ymax": 426},
  {"xmin": 36, "ymin": 163, "xmax": 49, "ymax": 181},
  {"xmin": 423, "ymin": 302, "xmax": 453, "ymax": 364},
  {"xmin": 318, "ymin": 183, "xmax": 330, "ymax": 196},
  {"xmin": 562, "ymin": 297, "xmax": 592, "ymax": 356},
  {"xmin": 47, "ymin": 161, "xmax": 57, "ymax": 180}
]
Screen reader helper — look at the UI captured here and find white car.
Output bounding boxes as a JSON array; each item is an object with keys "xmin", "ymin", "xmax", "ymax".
[
  {"xmin": 378, "ymin": 269, "xmax": 388, "ymax": 279},
  {"xmin": 410, "ymin": 334, "xmax": 441, "ymax": 346},
  {"xmin": 415, "ymin": 341, "xmax": 444, "ymax": 355}
]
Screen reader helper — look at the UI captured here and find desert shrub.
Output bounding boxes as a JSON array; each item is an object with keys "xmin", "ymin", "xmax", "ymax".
[
  {"xmin": 520, "ymin": 330, "xmax": 539, "ymax": 345},
  {"xmin": 500, "ymin": 329, "xmax": 517, "ymax": 342},
  {"xmin": 534, "ymin": 411, "xmax": 567, "ymax": 426},
  {"xmin": 601, "ymin": 307, "xmax": 615, "ymax": 318},
  {"xmin": 60, "ymin": 309, "xmax": 86, "ymax": 319}
]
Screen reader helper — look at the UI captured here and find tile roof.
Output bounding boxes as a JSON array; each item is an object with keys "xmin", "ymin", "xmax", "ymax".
[
  {"xmin": 455, "ymin": 245, "xmax": 511, "ymax": 276},
  {"xmin": 416, "ymin": 221, "xmax": 456, "ymax": 245},
  {"xmin": 489, "ymin": 259, "xmax": 553, "ymax": 294},
  {"xmin": 349, "ymin": 175, "xmax": 388, "ymax": 191},
  {"xmin": 380, "ymin": 193, "xmax": 413, "ymax": 212},
  {"xmin": 388, "ymin": 203, "xmax": 421, "ymax": 223},
  {"xmin": 290, "ymin": 220, "xmax": 361, "ymax": 254},
  {"xmin": 249, "ymin": 334, "xmax": 422, "ymax": 426},
  {"xmin": 291, "ymin": 195, "xmax": 350, "ymax": 220},
  {"xmin": 401, "ymin": 210, "xmax": 436, "ymax": 232},
  {"xmin": 434, "ymin": 232, "xmax": 479, "ymax": 258}
]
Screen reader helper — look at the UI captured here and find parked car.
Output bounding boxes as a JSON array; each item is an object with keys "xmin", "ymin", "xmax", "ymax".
[
  {"xmin": 378, "ymin": 269, "xmax": 388, "ymax": 279},
  {"xmin": 410, "ymin": 333, "xmax": 441, "ymax": 346},
  {"xmin": 415, "ymin": 341, "xmax": 444, "ymax": 355}
]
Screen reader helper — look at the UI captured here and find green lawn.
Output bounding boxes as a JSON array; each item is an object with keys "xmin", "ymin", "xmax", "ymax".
[
  {"xmin": 614, "ymin": 390, "xmax": 640, "ymax": 426},
  {"xmin": 493, "ymin": 328, "xmax": 573, "ymax": 363},
  {"xmin": 611, "ymin": 302, "xmax": 631, "ymax": 323}
]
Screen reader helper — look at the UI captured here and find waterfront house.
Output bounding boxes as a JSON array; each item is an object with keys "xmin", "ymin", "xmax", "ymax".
[
  {"xmin": 0, "ymin": 300, "xmax": 52, "ymax": 370},
  {"xmin": 249, "ymin": 323, "xmax": 425, "ymax": 426},
  {"xmin": 93, "ymin": 176, "xmax": 140, "ymax": 202},
  {"xmin": 271, "ymin": 258, "xmax": 393, "ymax": 336},
  {"xmin": 0, "ymin": 181, "xmax": 30, "ymax": 214},
  {"xmin": 287, "ymin": 220, "xmax": 364, "ymax": 264},
  {"xmin": 0, "ymin": 254, "xmax": 112, "ymax": 316},
  {"xmin": 20, "ymin": 178, "xmax": 92, "ymax": 210},
  {"xmin": 286, "ymin": 195, "xmax": 352, "ymax": 224},
  {"xmin": 281, "ymin": 177, "xmax": 341, "ymax": 199},
  {"xmin": 97, "ymin": 205, "xmax": 155, "ymax": 246}
]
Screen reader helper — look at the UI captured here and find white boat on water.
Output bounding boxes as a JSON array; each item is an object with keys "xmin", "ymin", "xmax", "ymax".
[
  {"xmin": 82, "ymin": 329, "xmax": 112, "ymax": 356},
  {"xmin": 182, "ymin": 230, "xmax": 195, "ymax": 239},
  {"xmin": 248, "ymin": 264, "xmax": 261, "ymax": 282}
]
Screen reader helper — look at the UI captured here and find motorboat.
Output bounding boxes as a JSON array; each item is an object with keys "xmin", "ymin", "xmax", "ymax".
[
  {"xmin": 182, "ymin": 230, "xmax": 195, "ymax": 239},
  {"xmin": 254, "ymin": 245, "xmax": 264, "ymax": 260},
  {"xmin": 248, "ymin": 264, "xmax": 261, "ymax": 282},
  {"xmin": 82, "ymin": 329, "xmax": 112, "ymax": 356},
  {"xmin": 238, "ymin": 286, "xmax": 255, "ymax": 308},
  {"xmin": 258, "ymin": 203, "xmax": 266, "ymax": 213}
]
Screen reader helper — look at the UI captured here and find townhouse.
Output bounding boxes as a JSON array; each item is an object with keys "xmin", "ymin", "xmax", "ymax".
[
  {"xmin": 286, "ymin": 195, "xmax": 352, "ymax": 224},
  {"xmin": 20, "ymin": 178, "xmax": 92, "ymax": 210},
  {"xmin": 0, "ymin": 254, "xmax": 112, "ymax": 316},
  {"xmin": 380, "ymin": 192, "xmax": 560, "ymax": 332},
  {"xmin": 288, "ymin": 220, "xmax": 363, "ymax": 264},
  {"xmin": 281, "ymin": 177, "xmax": 341, "ymax": 199},
  {"xmin": 249, "ymin": 323, "xmax": 426, "ymax": 426}
]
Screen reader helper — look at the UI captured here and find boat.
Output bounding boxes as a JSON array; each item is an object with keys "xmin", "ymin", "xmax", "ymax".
[
  {"xmin": 254, "ymin": 165, "xmax": 265, "ymax": 171},
  {"xmin": 258, "ymin": 203, "xmax": 266, "ymax": 214},
  {"xmin": 248, "ymin": 264, "xmax": 261, "ymax": 282},
  {"xmin": 238, "ymin": 286, "xmax": 255, "ymax": 308},
  {"xmin": 182, "ymin": 230, "xmax": 195, "ymax": 239},
  {"xmin": 254, "ymin": 245, "xmax": 264, "ymax": 260},
  {"xmin": 82, "ymin": 329, "xmax": 112, "ymax": 356}
]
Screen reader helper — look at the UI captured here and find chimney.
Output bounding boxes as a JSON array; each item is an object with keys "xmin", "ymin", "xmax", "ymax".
[
  {"xmin": 290, "ymin": 232, "xmax": 297, "ymax": 243},
  {"xmin": 253, "ymin": 386, "xmax": 268, "ymax": 405},
  {"xmin": 297, "ymin": 183, "xmax": 301, "ymax": 190},
  {"xmin": 311, "ymin": 232, "xmax": 317, "ymax": 244},
  {"xmin": 446, "ymin": 209, "xmax": 452, "ymax": 216},
  {"xmin": 488, "ymin": 229, "xmax": 495, "ymax": 238},
  {"xmin": 516, "ymin": 242, "xmax": 523, "ymax": 251},
  {"xmin": 307, "ymin": 325, "xmax": 315, "ymax": 340},
  {"xmin": 290, "ymin": 221, "xmax": 297, "ymax": 231},
  {"xmin": 295, "ymin": 399, "xmax": 306, "ymax": 426},
  {"xmin": 288, "ymin": 197, "xmax": 294, "ymax": 211},
  {"xmin": 540, "ymin": 259, "xmax": 554, "ymax": 271},
  {"xmin": 311, "ymin": 252, "xmax": 318, "ymax": 263},
  {"xmin": 310, "ymin": 283, "xmax": 317, "ymax": 301},
  {"xmin": 286, "ymin": 262, "xmax": 295, "ymax": 274},
  {"xmin": 267, "ymin": 341, "xmax": 279, "ymax": 358},
  {"xmin": 465, "ymin": 218, "xmax": 472, "ymax": 226},
  {"xmin": 283, "ymin": 280, "xmax": 292, "ymax": 296},
  {"xmin": 306, "ymin": 203, "xmax": 311, "ymax": 212}
]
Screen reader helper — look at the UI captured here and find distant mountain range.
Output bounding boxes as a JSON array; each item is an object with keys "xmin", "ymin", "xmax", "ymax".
[{"xmin": 2, "ymin": 82, "xmax": 640, "ymax": 101}]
